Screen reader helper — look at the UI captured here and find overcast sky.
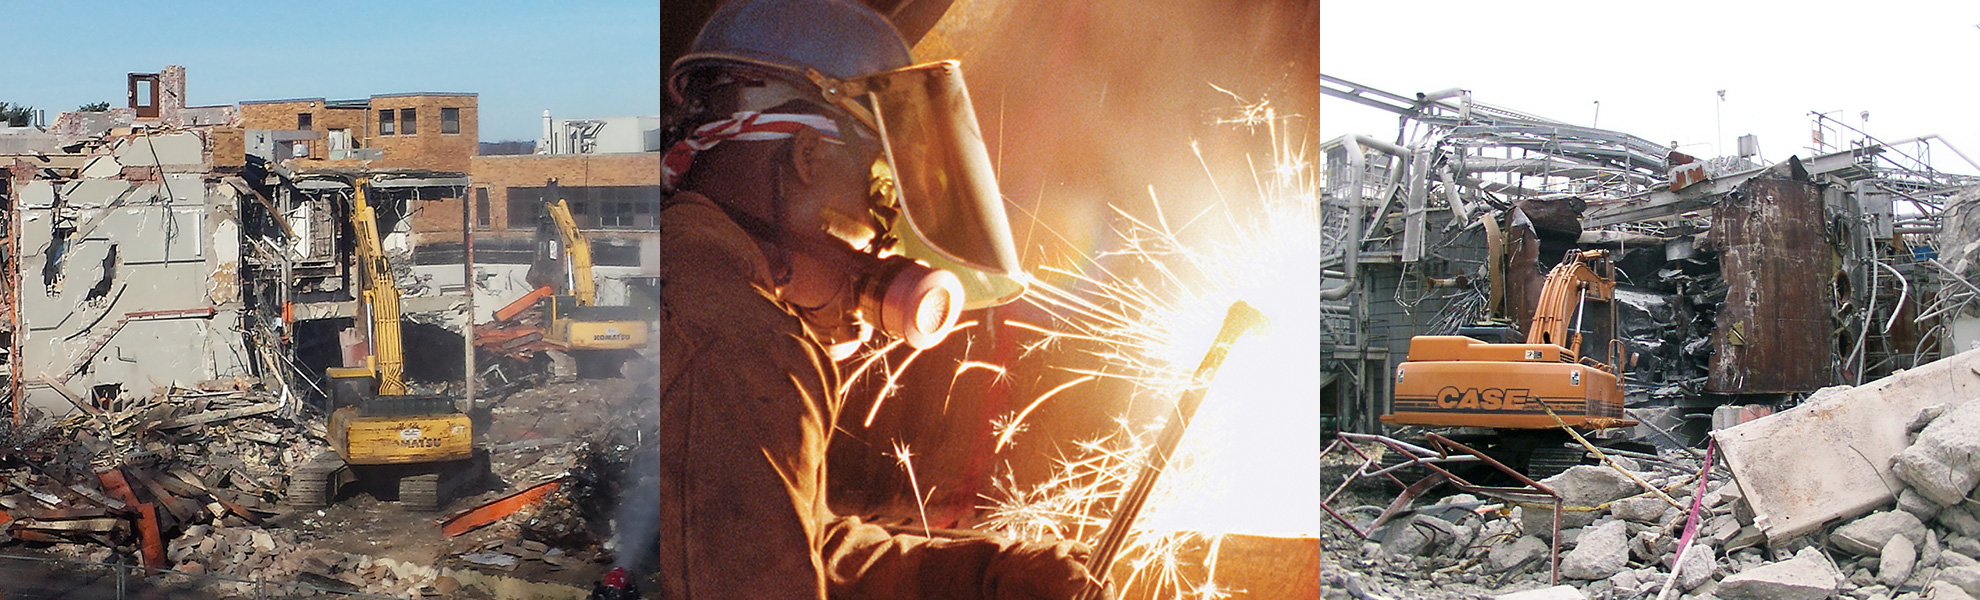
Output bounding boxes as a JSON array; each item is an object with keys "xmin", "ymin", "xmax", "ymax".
[
  {"xmin": 1321, "ymin": 1, "xmax": 1980, "ymax": 175},
  {"xmin": 2, "ymin": 0, "xmax": 659, "ymax": 142}
]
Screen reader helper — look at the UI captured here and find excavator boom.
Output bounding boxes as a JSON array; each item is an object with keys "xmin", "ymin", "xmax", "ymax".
[
  {"xmin": 545, "ymin": 199, "xmax": 595, "ymax": 306},
  {"xmin": 349, "ymin": 180, "xmax": 407, "ymax": 396}
]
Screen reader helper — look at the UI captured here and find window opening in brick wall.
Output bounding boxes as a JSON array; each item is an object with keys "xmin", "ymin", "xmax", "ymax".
[
  {"xmin": 475, "ymin": 188, "xmax": 491, "ymax": 229},
  {"xmin": 298, "ymin": 112, "xmax": 313, "ymax": 131},
  {"xmin": 400, "ymin": 108, "xmax": 417, "ymax": 135},
  {"xmin": 442, "ymin": 108, "xmax": 460, "ymax": 134},
  {"xmin": 378, "ymin": 109, "xmax": 396, "ymax": 135}
]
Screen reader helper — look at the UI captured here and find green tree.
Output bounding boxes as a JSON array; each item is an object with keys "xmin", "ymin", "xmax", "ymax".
[
  {"xmin": 77, "ymin": 101, "xmax": 111, "ymax": 112},
  {"xmin": 0, "ymin": 102, "xmax": 33, "ymax": 127}
]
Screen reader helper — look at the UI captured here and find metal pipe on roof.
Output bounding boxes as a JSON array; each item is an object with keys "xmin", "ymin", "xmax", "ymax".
[{"xmin": 1324, "ymin": 135, "xmax": 1408, "ymax": 300}]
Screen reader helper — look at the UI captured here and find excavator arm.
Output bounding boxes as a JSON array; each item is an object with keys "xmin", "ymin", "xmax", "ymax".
[
  {"xmin": 349, "ymin": 178, "xmax": 407, "ymax": 396},
  {"xmin": 1524, "ymin": 249, "xmax": 1616, "ymax": 364},
  {"xmin": 544, "ymin": 199, "xmax": 595, "ymax": 306}
]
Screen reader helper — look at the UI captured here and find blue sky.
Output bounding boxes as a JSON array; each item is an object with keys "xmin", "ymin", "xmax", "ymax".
[
  {"xmin": 3, "ymin": 0, "xmax": 660, "ymax": 142},
  {"xmin": 1323, "ymin": 1, "xmax": 1980, "ymax": 175}
]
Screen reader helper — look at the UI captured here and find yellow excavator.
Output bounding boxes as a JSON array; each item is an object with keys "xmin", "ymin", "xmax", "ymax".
[
  {"xmin": 479, "ymin": 179, "xmax": 648, "ymax": 380},
  {"xmin": 1384, "ymin": 249, "xmax": 1635, "ymax": 475},
  {"xmin": 535, "ymin": 194, "xmax": 648, "ymax": 358},
  {"xmin": 292, "ymin": 175, "xmax": 488, "ymax": 511}
]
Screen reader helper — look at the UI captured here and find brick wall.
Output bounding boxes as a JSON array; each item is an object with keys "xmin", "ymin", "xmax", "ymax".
[
  {"xmin": 399, "ymin": 153, "xmax": 659, "ymax": 248},
  {"xmin": 366, "ymin": 94, "xmax": 477, "ymax": 173},
  {"xmin": 238, "ymin": 100, "xmax": 367, "ymax": 160}
]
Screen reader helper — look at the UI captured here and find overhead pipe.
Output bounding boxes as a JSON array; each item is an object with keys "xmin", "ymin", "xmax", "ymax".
[{"xmin": 1324, "ymin": 135, "xmax": 1406, "ymax": 300}]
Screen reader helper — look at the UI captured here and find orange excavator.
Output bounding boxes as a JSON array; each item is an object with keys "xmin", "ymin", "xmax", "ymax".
[{"xmin": 1384, "ymin": 249, "xmax": 1635, "ymax": 474}]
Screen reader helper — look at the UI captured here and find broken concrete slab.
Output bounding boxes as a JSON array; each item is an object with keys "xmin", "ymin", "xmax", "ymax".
[
  {"xmin": 1714, "ymin": 546, "xmax": 1842, "ymax": 600},
  {"xmin": 1378, "ymin": 513, "xmax": 1458, "ymax": 557},
  {"xmin": 1831, "ymin": 510, "xmax": 1927, "ymax": 556},
  {"xmin": 1898, "ymin": 487, "xmax": 1941, "ymax": 521},
  {"xmin": 1560, "ymin": 520, "xmax": 1629, "ymax": 580},
  {"xmin": 1893, "ymin": 400, "xmax": 1980, "ymax": 506},
  {"xmin": 1878, "ymin": 534, "xmax": 1916, "ymax": 587},
  {"xmin": 1944, "ymin": 565, "xmax": 1980, "ymax": 596},
  {"xmin": 1931, "ymin": 580, "xmax": 1978, "ymax": 600},
  {"xmin": 1610, "ymin": 496, "xmax": 1667, "ymax": 523},
  {"xmin": 1670, "ymin": 542, "xmax": 1716, "ymax": 592},
  {"xmin": 1950, "ymin": 535, "xmax": 1980, "ymax": 560},
  {"xmin": 1489, "ymin": 535, "xmax": 1551, "ymax": 573},
  {"xmin": 1942, "ymin": 506, "xmax": 1980, "ymax": 538},
  {"xmin": 1522, "ymin": 465, "xmax": 1642, "ymax": 535},
  {"xmin": 1712, "ymin": 347, "xmax": 1980, "ymax": 544}
]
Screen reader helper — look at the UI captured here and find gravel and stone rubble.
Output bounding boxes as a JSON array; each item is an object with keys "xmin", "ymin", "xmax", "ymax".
[{"xmin": 1324, "ymin": 401, "xmax": 1980, "ymax": 600}]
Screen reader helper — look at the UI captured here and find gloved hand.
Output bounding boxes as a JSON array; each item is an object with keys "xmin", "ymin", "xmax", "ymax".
[{"xmin": 982, "ymin": 541, "xmax": 1114, "ymax": 600}]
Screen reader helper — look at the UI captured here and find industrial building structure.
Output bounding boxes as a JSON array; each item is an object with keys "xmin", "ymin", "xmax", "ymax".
[{"xmin": 1320, "ymin": 74, "xmax": 1980, "ymax": 439}]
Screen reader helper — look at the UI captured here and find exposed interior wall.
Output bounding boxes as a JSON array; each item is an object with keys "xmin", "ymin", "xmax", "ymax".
[{"xmin": 12, "ymin": 131, "xmax": 252, "ymax": 415}]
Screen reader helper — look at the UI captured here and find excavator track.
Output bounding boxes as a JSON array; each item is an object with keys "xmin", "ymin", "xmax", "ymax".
[
  {"xmin": 399, "ymin": 473, "xmax": 442, "ymax": 512},
  {"xmin": 1523, "ymin": 445, "xmax": 1588, "ymax": 480},
  {"xmin": 396, "ymin": 449, "xmax": 493, "ymax": 513},
  {"xmin": 290, "ymin": 452, "xmax": 348, "ymax": 509}
]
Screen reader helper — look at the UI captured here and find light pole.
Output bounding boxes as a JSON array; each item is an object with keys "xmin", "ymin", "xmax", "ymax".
[{"xmin": 1716, "ymin": 90, "xmax": 1726, "ymax": 158}]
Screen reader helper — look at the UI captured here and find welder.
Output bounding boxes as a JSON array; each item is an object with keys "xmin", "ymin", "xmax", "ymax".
[{"xmin": 657, "ymin": 0, "xmax": 1106, "ymax": 598}]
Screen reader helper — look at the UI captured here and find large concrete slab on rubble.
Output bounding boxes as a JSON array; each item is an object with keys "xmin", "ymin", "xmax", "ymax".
[{"xmin": 1712, "ymin": 347, "xmax": 1980, "ymax": 543}]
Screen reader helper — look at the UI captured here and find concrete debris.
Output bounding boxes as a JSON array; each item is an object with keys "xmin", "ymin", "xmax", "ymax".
[
  {"xmin": 1892, "ymin": 399, "xmax": 1980, "ymax": 506},
  {"xmin": 1878, "ymin": 534, "xmax": 1917, "ymax": 587},
  {"xmin": 1714, "ymin": 347, "xmax": 1980, "ymax": 543},
  {"xmin": 1715, "ymin": 546, "xmax": 1841, "ymax": 600},
  {"xmin": 1494, "ymin": 585, "xmax": 1587, "ymax": 600},
  {"xmin": 1609, "ymin": 496, "xmax": 1668, "ymax": 523},
  {"xmin": 1378, "ymin": 513, "xmax": 1458, "ymax": 557},
  {"xmin": 1942, "ymin": 506, "xmax": 1980, "ymax": 538},
  {"xmin": 1489, "ymin": 535, "xmax": 1551, "ymax": 573},
  {"xmin": 1899, "ymin": 487, "xmax": 1942, "ymax": 521},
  {"xmin": 1326, "ymin": 358, "xmax": 1980, "ymax": 600},
  {"xmin": 1830, "ymin": 510, "xmax": 1927, "ymax": 556},
  {"xmin": 1943, "ymin": 566, "xmax": 1980, "ymax": 597},
  {"xmin": 1950, "ymin": 536, "xmax": 1980, "ymax": 561},
  {"xmin": 1522, "ymin": 465, "xmax": 1642, "ymax": 535},
  {"xmin": 1558, "ymin": 520, "xmax": 1628, "ymax": 580},
  {"xmin": 1930, "ymin": 580, "xmax": 1978, "ymax": 600},
  {"xmin": 1674, "ymin": 542, "xmax": 1717, "ymax": 592}
]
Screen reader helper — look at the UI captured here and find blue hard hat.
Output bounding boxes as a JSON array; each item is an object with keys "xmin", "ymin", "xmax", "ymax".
[{"xmin": 669, "ymin": 0, "xmax": 912, "ymax": 103}]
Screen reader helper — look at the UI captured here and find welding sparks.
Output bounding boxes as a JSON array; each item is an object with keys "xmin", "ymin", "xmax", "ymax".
[
  {"xmin": 977, "ymin": 91, "xmax": 1318, "ymax": 599},
  {"xmin": 892, "ymin": 441, "xmax": 935, "ymax": 538}
]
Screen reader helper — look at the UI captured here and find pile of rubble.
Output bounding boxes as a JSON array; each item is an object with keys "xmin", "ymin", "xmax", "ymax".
[
  {"xmin": 1324, "ymin": 387, "xmax": 1980, "ymax": 599},
  {"xmin": 0, "ymin": 380, "xmax": 451, "ymax": 592}
]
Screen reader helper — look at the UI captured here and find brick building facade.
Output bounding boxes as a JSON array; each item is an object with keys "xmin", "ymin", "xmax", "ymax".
[{"xmin": 238, "ymin": 93, "xmax": 477, "ymax": 172}]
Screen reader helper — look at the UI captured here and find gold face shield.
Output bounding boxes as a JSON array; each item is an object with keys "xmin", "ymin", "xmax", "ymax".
[{"xmin": 810, "ymin": 60, "xmax": 1026, "ymax": 311}]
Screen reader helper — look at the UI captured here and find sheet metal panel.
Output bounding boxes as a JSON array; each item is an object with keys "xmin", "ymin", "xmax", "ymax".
[{"xmin": 1707, "ymin": 169, "xmax": 1836, "ymax": 393}]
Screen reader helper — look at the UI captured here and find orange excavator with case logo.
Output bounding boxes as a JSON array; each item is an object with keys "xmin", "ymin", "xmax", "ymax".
[{"xmin": 1384, "ymin": 249, "xmax": 1636, "ymax": 474}]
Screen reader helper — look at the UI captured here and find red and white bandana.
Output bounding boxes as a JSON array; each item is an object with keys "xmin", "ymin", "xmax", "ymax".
[{"xmin": 663, "ymin": 112, "xmax": 844, "ymax": 190}]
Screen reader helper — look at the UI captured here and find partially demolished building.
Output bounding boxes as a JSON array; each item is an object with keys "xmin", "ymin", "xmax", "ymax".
[
  {"xmin": 1320, "ymin": 74, "xmax": 1980, "ymax": 438},
  {"xmin": 0, "ymin": 67, "xmax": 481, "ymax": 422}
]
